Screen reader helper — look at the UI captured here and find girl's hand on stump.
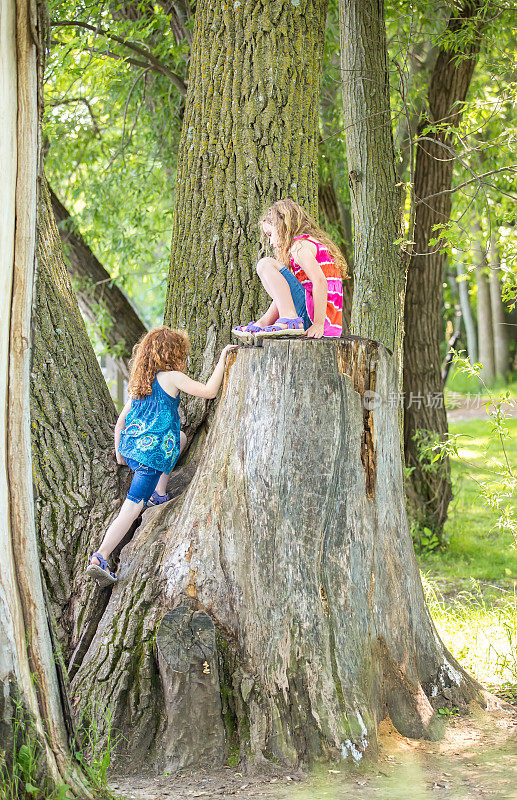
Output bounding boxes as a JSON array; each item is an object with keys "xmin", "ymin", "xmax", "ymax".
[
  {"xmin": 116, "ymin": 452, "xmax": 127, "ymax": 466},
  {"xmin": 222, "ymin": 344, "xmax": 238, "ymax": 357},
  {"xmin": 306, "ymin": 323, "xmax": 324, "ymax": 339}
]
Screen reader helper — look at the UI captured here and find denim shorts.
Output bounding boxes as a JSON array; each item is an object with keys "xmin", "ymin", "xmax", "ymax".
[
  {"xmin": 124, "ymin": 456, "xmax": 162, "ymax": 504},
  {"xmin": 279, "ymin": 267, "xmax": 312, "ymax": 330}
]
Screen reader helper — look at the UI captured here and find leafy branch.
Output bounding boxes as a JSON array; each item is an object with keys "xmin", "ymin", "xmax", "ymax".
[{"xmin": 51, "ymin": 19, "xmax": 188, "ymax": 96}]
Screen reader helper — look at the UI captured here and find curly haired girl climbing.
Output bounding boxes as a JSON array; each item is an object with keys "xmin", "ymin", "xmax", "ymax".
[
  {"xmin": 233, "ymin": 198, "xmax": 348, "ymax": 341},
  {"xmin": 87, "ymin": 327, "xmax": 235, "ymax": 587}
]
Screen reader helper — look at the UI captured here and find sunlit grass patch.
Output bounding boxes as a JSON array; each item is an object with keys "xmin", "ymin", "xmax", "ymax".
[
  {"xmin": 422, "ymin": 575, "xmax": 517, "ymax": 695},
  {"xmin": 420, "ymin": 418, "xmax": 517, "ymax": 583}
]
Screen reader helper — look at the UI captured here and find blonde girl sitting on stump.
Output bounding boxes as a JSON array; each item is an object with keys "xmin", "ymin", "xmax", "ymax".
[{"xmin": 233, "ymin": 198, "xmax": 348, "ymax": 340}]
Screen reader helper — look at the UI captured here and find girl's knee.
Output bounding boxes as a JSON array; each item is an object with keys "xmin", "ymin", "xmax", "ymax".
[
  {"xmin": 125, "ymin": 497, "xmax": 144, "ymax": 516},
  {"xmin": 256, "ymin": 256, "xmax": 278, "ymax": 275},
  {"xmin": 179, "ymin": 430, "xmax": 187, "ymax": 453}
]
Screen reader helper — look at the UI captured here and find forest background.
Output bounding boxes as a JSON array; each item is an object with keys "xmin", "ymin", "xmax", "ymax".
[
  {"xmin": 2, "ymin": 0, "xmax": 517, "ymax": 797},
  {"xmin": 45, "ymin": 0, "xmax": 517, "ymax": 744}
]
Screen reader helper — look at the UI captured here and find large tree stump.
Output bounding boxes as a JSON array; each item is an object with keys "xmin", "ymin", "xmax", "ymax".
[{"xmin": 73, "ymin": 338, "xmax": 482, "ymax": 771}]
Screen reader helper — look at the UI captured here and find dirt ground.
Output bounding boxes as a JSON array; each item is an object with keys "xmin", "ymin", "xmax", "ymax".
[{"xmin": 110, "ymin": 704, "xmax": 517, "ymax": 800}]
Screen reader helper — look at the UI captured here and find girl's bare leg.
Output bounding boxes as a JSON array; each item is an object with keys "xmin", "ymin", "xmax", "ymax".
[
  {"xmin": 155, "ymin": 430, "xmax": 188, "ymax": 495},
  {"xmin": 155, "ymin": 473, "xmax": 169, "ymax": 496},
  {"xmin": 256, "ymin": 257, "xmax": 297, "ymax": 322},
  {"xmin": 92, "ymin": 498, "xmax": 144, "ymax": 563},
  {"xmin": 256, "ymin": 300, "xmax": 279, "ymax": 328}
]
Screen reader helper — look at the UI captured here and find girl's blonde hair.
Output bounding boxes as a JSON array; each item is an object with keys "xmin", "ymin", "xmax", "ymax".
[
  {"xmin": 128, "ymin": 327, "xmax": 189, "ymax": 398},
  {"xmin": 259, "ymin": 198, "xmax": 349, "ymax": 279}
]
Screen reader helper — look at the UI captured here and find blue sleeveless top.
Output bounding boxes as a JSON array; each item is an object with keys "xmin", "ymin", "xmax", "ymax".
[{"xmin": 118, "ymin": 376, "xmax": 181, "ymax": 473}]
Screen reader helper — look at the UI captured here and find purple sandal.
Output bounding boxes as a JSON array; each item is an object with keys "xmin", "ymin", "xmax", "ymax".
[
  {"xmin": 255, "ymin": 317, "xmax": 306, "ymax": 338},
  {"xmin": 232, "ymin": 321, "xmax": 264, "ymax": 341},
  {"xmin": 86, "ymin": 552, "xmax": 117, "ymax": 587},
  {"xmin": 147, "ymin": 491, "xmax": 170, "ymax": 506}
]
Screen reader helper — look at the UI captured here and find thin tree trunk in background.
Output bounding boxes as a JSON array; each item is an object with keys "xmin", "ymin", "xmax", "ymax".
[
  {"xmin": 489, "ymin": 233, "xmax": 510, "ymax": 381},
  {"xmin": 456, "ymin": 261, "xmax": 478, "ymax": 366},
  {"xmin": 474, "ymin": 224, "xmax": 495, "ymax": 385},
  {"xmin": 339, "ymin": 0, "xmax": 405, "ymax": 357},
  {"xmin": 32, "ymin": 179, "xmax": 129, "ymax": 665},
  {"xmin": 395, "ymin": 42, "xmax": 438, "ymax": 181},
  {"xmin": 164, "ymin": 0, "xmax": 328, "ymax": 431},
  {"xmin": 402, "ymin": 1, "xmax": 482, "ymax": 541},
  {"xmin": 50, "ymin": 187, "xmax": 147, "ymax": 377},
  {"xmin": 0, "ymin": 1, "xmax": 91, "ymax": 794}
]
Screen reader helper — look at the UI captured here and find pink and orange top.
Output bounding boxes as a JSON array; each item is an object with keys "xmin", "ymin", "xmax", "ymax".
[{"xmin": 290, "ymin": 234, "xmax": 343, "ymax": 337}]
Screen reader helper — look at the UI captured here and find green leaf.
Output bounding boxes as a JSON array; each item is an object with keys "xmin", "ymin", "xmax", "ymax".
[{"xmin": 17, "ymin": 744, "xmax": 31, "ymax": 776}]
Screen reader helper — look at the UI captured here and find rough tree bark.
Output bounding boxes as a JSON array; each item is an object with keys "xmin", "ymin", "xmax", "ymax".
[
  {"xmin": 402, "ymin": 1, "xmax": 483, "ymax": 539},
  {"xmin": 339, "ymin": 0, "xmax": 406, "ymax": 358},
  {"xmin": 489, "ymin": 233, "xmax": 510, "ymax": 382},
  {"xmin": 50, "ymin": 186, "xmax": 147, "ymax": 377},
  {"xmin": 72, "ymin": 339, "xmax": 483, "ymax": 772},
  {"xmin": 0, "ymin": 1, "xmax": 90, "ymax": 794},
  {"xmin": 164, "ymin": 0, "xmax": 328, "ymax": 428},
  {"xmin": 32, "ymin": 178, "xmax": 129, "ymax": 665},
  {"xmin": 473, "ymin": 224, "xmax": 495, "ymax": 384}
]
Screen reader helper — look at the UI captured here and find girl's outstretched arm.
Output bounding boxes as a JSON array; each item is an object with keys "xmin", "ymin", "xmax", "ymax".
[
  {"xmin": 114, "ymin": 399, "xmax": 132, "ymax": 464},
  {"xmin": 291, "ymin": 240, "xmax": 328, "ymax": 339},
  {"xmin": 161, "ymin": 344, "xmax": 237, "ymax": 399}
]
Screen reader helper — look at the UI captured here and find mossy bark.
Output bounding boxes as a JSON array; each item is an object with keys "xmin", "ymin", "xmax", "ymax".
[
  {"xmin": 339, "ymin": 0, "xmax": 406, "ymax": 358},
  {"xmin": 164, "ymin": 0, "xmax": 328, "ymax": 429},
  {"xmin": 72, "ymin": 340, "xmax": 482, "ymax": 773},
  {"xmin": 402, "ymin": 2, "xmax": 482, "ymax": 538},
  {"xmin": 0, "ymin": 1, "xmax": 92, "ymax": 794},
  {"xmin": 32, "ymin": 178, "xmax": 129, "ymax": 663}
]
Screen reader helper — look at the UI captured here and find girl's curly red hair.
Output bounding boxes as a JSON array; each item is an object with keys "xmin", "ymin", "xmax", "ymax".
[{"xmin": 128, "ymin": 327, "xmax": 189, "ymax": 399}]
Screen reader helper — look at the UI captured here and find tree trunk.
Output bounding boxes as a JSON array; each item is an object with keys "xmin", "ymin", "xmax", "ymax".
[
  {"xmin": 0, "ymin": 1, "xmax": 90, "ymax": 794},
  {"xmin": 489, "ymin": 233, "xmax": 510, "ymax": 382},
  {"xmin": 72, "ymin": 339, "xmax": 483, "ymax": 772},
  {"xmin": 164, "ymin": 0, "xmax": 328, "ymax": 430},
  {"xmin": 456, "ymin": 261, "xmax": 478, "ymax": 366},
  {"xmin": 50, "ymin": 186, "xmax": 147, "ymax": 378},
  {"xmin": 339, "ymin": 0, "xmax": 406, "ymax": 357},
  {"xmin": 474, "ymin": 225, "xmax": 495, "ymax": 385},
  {"xmin": 402, "ymin": 2, "xmax": 483, "ymax": 539},
  {"xmin": 32, "ymin": 178, "xmax": 130, "ymax": 665}
]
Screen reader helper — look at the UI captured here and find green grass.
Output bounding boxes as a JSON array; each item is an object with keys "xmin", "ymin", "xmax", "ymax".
[
  {"xmin": 419, "ymin": 417, "xmax": 517, "ymax": 585},
  {"xmin": 422, "ymin": 576, "xmax": 517, "ymax": 692},
  {"xmin": 417, "ymin": 413, "xmax": 517, "ymax": 694},
  {"xmin": 445, "ymin": 365, "xmax": 517, "ymax": 399}
]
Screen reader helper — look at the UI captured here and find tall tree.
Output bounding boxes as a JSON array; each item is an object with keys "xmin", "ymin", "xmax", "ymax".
[
  {"xmin": 402, "ymin": 1, "xmax": 484, "ymax": 539},
  {"xmin": 489, "ymin": 232, "xmax": 510, "ymax": 381},
  {"xmin": 339, "ymin": 0, "xmax": 406, "ymax": 356},
  {"xmin": 473, "ymin": 223, "xmax": 495, "ymax": 383},
  {"xmin": 456, "ymin": 262, "xmax": 478, "ymax": 365},
  {"xmin": 68, "ymin": 0, "xmax": 482, "ymax": 773},
  {"xmin": 164, "ymin": 0, "xmax": 328, "ymax": 428},
  {"xmin": 32, "ymin": 178, "xmax": 130, "ymax": 667},
  {"xmin": 1, "ymin": 0, "xmax": 90, "ymax": 794}
]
